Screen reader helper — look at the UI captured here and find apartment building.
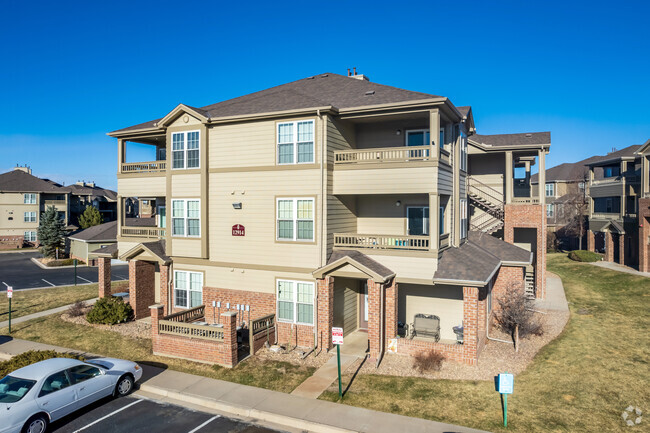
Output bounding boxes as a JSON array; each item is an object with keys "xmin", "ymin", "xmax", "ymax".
[
  {"xmin": 0, "ymin": 167, "xmax": 72, "ymax": 248},
  {"xmin": 96, "ymin": 72, "xmax": 550, "ymax": 366},
  {"xmin": 68, "ymin": 181, "xmax": 118, "ymax": 223}
]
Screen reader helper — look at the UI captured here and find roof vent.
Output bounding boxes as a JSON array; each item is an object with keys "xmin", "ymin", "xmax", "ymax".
[
  {"xmin": 321, "ymin": 74, "xmax": 328, "ymax": 78},
  {"xmin": 365, "ymin": 90, "xmax": 375, "ymax": 96},
  {"xmin": 525, "ymin": 133, "xmax": 532, "ymax": 138}
]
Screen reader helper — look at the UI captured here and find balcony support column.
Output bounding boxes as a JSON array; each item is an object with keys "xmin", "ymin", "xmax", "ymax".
[
  {"xmin": 538, "ymin": 149, "xmax": 546, "ymax": 203},
  {"xmin": 117, "ymin": 195, "xmax": 123, "ymax": 238},
  {"xmin": 429, "ymin": 109, "xmax": 440, "ymax": 160},
  {"xmin": 117, "ymin": 139, "xmax": 126, "ymax": 174},
  {"xmin": 505, "ymin": 151, "xmax": 513, "ymax": 204},
  {"xmin": 429, "ymin": 193, "xmax": 439, "ymax": 251}
]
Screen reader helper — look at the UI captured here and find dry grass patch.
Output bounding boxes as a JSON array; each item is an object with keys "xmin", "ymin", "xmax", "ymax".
[{"xmin": 0, "ymin": 281, "xmax": 128, "ymax": 321}]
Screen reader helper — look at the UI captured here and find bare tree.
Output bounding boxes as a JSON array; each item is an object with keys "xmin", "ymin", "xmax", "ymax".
[
  {"xmin": 561, "ymin": 172, "xmax": 590, "ymax": 250},
  {"xmin": 494, "ymin": 281, "xmax": 544, "ymax": 352}
]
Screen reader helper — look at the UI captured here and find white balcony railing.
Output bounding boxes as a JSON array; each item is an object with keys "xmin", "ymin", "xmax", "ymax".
[
  {"xmin": 121, "ymin": 161, "xmax": 167, "ymax": 173},
  {"xmin": 121, "ymin": 226, "xmax": 166, "ymax": 239},
  {"xmin": 334, "ymin": 233, "xmax": 430, "ymax": 251},
  {"xmin": 334, "ymin": 146, "xmax": 430, "ymax": 164}
]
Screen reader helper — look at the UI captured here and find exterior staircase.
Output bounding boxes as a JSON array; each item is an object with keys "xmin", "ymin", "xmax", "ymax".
[
  {"xmin": 525, "ymin": 266, "xmax": 536, "ymax": 299},
  {"xmin": 468, "ymin": 176, "xmax": 505, "ymax": 235}
]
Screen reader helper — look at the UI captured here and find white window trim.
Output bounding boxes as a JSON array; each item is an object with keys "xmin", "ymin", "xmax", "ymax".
[
  {"xmin": 171, "ymin": 130, "xmax": 201, "ymax": 170},
  {"xmin": 276, "ymin": 279, "xmax": 315, "ymax": 325},
  {"xmin": 24, "ymin": 211, "xmax": 36, "ymax": 223},
  {"xmin": 24, "ymin": 193, "xmax": 36, "ymax": 204},
  {"xmin": 545, "ymin": 183, "xmax": 555, "ymax": 197},
  {"xmin": 546, "ymin": 204, "xmax": 554, "ymax": 217},
  {"xmin": 276, "ymin": 197, "xmax": 315, "ymax": 242},
  {"xmin": 460, "ymin": 130, "xmax": 468, "ymax": 172},
  {"xmin": 24, "ymin": 231, "xmax": 37, "ymax": 242},
  {"xmin": 404, "ymin": 129, "xmax": 430, "ymax": 147},
  {"xmin": 173, "ymin": 270, "xmax": 203, "ymax": 309},
  {"xmin": 171, "ymin": 199, "xmax": 201, "ymax": 237},
  {"xmin": 406, "ymin": 206, "xmax": 429, "ymax": 236},
  {"xmin": 460, "ymin": 198, "xmax": 468, "ymax": 239},
  {"xmin": 277, "ymin": 120, "xmax": 315, "ymax": 165}
]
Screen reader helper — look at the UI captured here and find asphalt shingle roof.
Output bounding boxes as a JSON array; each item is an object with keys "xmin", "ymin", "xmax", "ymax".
[
  {"xmin": 112, "ymin": 73, "xmax": 443, "ymax": 133},
  {"xmin": 327, "ymin": 249, "xmax": 395, "ymax": 280},
  {"xmin": 68, "ymin": 184, "xmax": 117, "ymax": 201},
  {"xmin": 68, "ymin": 221, "xmax": 117, "ymax": 242},
  {"xmin": 531, "ymin": 155, "xmax": 602, "ymax": 183},
  {"xmin": 469, "ymin": 132, "xmax": 550, "ymax": 148},
  {"xmin": 0, "ymin": 170, "xmax": 70, "ymax": 193}
]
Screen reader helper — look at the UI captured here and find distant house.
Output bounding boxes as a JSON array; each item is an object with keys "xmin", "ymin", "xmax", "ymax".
[
  {"xmin": 68, "ymin": 181, "xmax": 118, "ymax": 224},
  {"xmin": 68, "ymin": 220, "xmax": 118, "ymax": 265}
]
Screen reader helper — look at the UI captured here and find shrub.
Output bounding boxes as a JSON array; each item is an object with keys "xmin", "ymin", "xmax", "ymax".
[
  {"xmin": 0, "ymin": 350, "xmax": 83, "ymax": 377},
  {"xmin": 86, "ymin": 297, "xmax": 133, "ymax": 325},
  {"xmin": 494, "ymin": 281, "xmax": 544, "ymax": 351},
  {"xmin": 67, "ymin": 300, "xmax": 87, "ymax": 317},
  {"xmin": 413, "ymin": 350, "xmax": 445, "ymax": 373},
  {"xmin": 46, "ymin": 258, "xmax": 85, "ymax": 267},
  {"xmin": 568, "ymin": 250, "xmax": 601, "ymax": 263}
]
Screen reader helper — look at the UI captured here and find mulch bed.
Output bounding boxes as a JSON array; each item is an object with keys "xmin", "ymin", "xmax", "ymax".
[{"xmin": 60, "ymin": 305, "xmax": 151, "ymax": 340}]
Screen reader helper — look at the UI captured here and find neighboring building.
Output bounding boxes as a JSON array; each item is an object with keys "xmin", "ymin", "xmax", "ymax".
[
  {"xmin": 68, "ymin": 181, "xmax": 118, "ymax": 224},
  {"xmin": 69, "ymin": 220, "xmax": 117, "ymax": 265},
  {"xmin": 95, "ymin": 71, "xmax": 550, "ymax": 367},
  {"xmin": 0, "ymin": 167, "xmax": 72, "ymax": 248}
]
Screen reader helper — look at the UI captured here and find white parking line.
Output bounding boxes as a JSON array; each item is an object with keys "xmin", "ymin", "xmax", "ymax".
[
  {"xmin": 77, "ymin": 276, "xmax": 93, "ymax": 284},
  {"xmin": 187, "ymin": 415, "xmax": 221, "ymax": 433},
  {"xmin": 73, "ymin": 398, "xmax": 144, "ymax": 432},
  {"xmin": 41, "ymin": 279, "xmax": 55, "ymax": 287}
]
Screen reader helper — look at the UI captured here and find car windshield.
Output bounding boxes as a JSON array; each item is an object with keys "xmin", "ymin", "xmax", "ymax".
[{"xmin": 0, "ymin": 375, "xmax": 37, "ymax": 403}]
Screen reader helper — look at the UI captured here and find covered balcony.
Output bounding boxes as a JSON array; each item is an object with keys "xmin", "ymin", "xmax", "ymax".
[
  {"xmin": 118, "ymin": 196, "xmax": 166, "ymax": 240},
  {"xmin": 117, "ymin": 134, "xmax": 167, "ymax": 175}
]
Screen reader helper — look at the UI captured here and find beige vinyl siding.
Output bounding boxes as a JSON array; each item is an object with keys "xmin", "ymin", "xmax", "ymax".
[
  {"xmin": 116, "ymin": 241, "xmax": 141, "ymax": 255},
  {"xmin": 208, "ymin": 170, "xmax": 321, "ymax": 269},
  {"xmin": 0, "ymin": 193, "xmax": 40, "ymax": 235},
  {"xmin": 209, "ymin": 117, "xmax": 321, "ymax": 168},
  {"xmin": 171, "ymin": 174, "xmax": 201, "ymax": 197},
  {"xmin": 333, "ymin": 277, "xmax": 358, "ymax": 336},
  {"xmin": 118, "ymin": 176, "xmax": 166, "ymax": 197},
  {"xmin": 398, "ymin": 283, "xmax": 463, "ymax": 341},
  {"xmin": 367, "ymin": 254, "xmax": 437, "ymax": 281},
  {"xmin": 169, "ymin": 113, "xmax": 202, "ymax": 127},
  {"xmin": 355, "ymin": 119, "xmax": 428, "ymax": 149},
  {"xmin": 467, "ymin": 153, "xmax": 505, "ymax": 195},
  {"xmin": 459, "ymin": 173, "xmax": 467, "ymax": 197},
  {"xmin": 172, "ymin": 238, "xmax": 202, "ymax": 258},
  {"xmin": 438, "ymin": 165, "xmax": 453, "ymax": 195},
  {"xmin": 69, "ymin": 240, "xmax": 88, "ymax": 261},
  {"xmin": 589, "ymin": 181, "xmax": 625, "ymax": 198},
  {"xmin": 327, "ymin": 195, "xmax": 356, "ymax": 255},
  {"xmin": 326, "ymin": 116, "xmax": 354, "ymax": 163},
  {"xmin": 356, "ymin": 195, "xmax": 428, "ymax": 235},
  {"xmin": 333, "ymin": 166, "xmax": 438, "ymax": 195}
]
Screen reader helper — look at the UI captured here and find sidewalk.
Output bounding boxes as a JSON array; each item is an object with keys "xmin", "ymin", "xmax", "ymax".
[
  {"xmin": 535, "ymin": 274, "xmax": 569, "ymax": 311},
  {"xmin": 291, "ymin": 353, "xmax": 358, "ymax": 399},
  {"xmin": 0, "ymin": 337, "xmax": 488, "ymax": 433},
  {"xmin": 0, "ymin": 298, "xmax": 98, "ymax": 330},
  {"xmin": 589, "ymin": 260, "xmax": 650, "ymax": 277}
]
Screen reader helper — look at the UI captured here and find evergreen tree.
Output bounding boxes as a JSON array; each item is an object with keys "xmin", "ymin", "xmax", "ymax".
[
  {"xmin": 37, "ymin": 206, "xmax": 65, "ymax": 258},
  {"xmin": 78, "ymin": 205, "xmax": 103, "ymax": 229}
]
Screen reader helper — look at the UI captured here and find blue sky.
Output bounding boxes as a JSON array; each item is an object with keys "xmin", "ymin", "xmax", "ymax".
[{"xmin": 1, "ymin": 0, "xmax": 648, "ymax": 190}]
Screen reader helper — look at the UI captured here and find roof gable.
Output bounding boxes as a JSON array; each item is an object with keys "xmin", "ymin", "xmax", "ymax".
[
  {"xmin": 313, "ymin": 250, "xmax": 395, "ymax": 282},
  {"xmin": 0, "ymin": 170, "xmax": 70, "ymax": 193}
]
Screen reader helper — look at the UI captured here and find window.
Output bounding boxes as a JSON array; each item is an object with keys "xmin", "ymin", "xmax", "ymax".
[
  {"xmin": 24, "ymin": 231, "xmax": 37, "ymax": 242},
  {"xmin": 172, "ymin": 130, "xmax": 200, "ymax": 169},
  {"xmin": 24, "ymin": 212, "xmax": 36, "ymax": 222},
  {"xmin": 174, "ymin": 271, "xmax": 203, "ymax": 308},
  {"xmin": 158, "ymin": 206, "xmax": 166, "ymax": 229},
  {"xmin": 171, "ymin": 199, "xmax": 200, "ymax": 237},
  {"xmin": 546, "ymin": 204, "xmax": 554, "ymax": 217},
  {"xmin": 439, "ymin": 199, "xmax": 448, "ymax": 235},
  {"xmin": 277, "ymin": 279, "xmax": 315, "ymax": 325},
  {"xmin": 406, "ymin": 129, "xmax": 430, "ymax": 147},
  {"xmin": 0, "ymin": 375, "xmax": 36, "ymax": 403},
  {"xmin": 39, "ymin": 371, "xmax": 71, "ymax": 397},
  {"xmin": 24, "ymin": 193, "xmax": 36, "ymax": 204},
  {"xmin": 545, "ymin": 183, "xmax": 555, "ymax": 197},
  {"xmin": 277, "ymin": 120, "xmax": 314, "ymax": 164},
  {"xmin": 578, "ymin": 182, "xmax": 585, "ymax": 190},
  {"xmin": 460, "ymin": 199, "xmax": 468, "ymax": 239},
  {"xmin": 606, "ymin": 198, "xmax": 613, "ymax": 213},
  {"xmin": 604, "ymin": 166, "xmax": 620, "ymax": 178},
  {"xmin": 459, "ymin": 129, "xmax": 467, "ymax": 169},
  {"xmin": 276, "ymin": 198, "xmax": 314, "ymax": 241},
  {"xmin": 67, "ymin": 365, "xmax": 101, "ymax": 384},
  {"xmin": 407, "ymin": 207, "xmax": 429, "ymax": 236}
]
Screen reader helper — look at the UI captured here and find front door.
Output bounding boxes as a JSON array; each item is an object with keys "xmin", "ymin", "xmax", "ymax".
[
  {"xmin": 358, "ymin": 282, "xmax": 369, "ymax": 330},
  {"xmin": 407, "ymin": 206, "xmax": 429, "ymax": 236}
]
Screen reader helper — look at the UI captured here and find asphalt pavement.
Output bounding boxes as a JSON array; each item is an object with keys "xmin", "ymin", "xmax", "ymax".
[
  {"xmin": 50, "ymin": 395, "xmax": 280, "ymax": 433},
  {"xmin": 0, "ymin": 252, "xmax": 128, "ymax": 291}
]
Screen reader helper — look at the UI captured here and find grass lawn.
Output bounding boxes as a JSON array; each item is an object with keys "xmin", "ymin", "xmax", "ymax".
[
  {"xmin": 0, "ymin": 314, "xmax": 314, "ymax": 393},
  {"xmin": 320, "ymin": 254, "xmax": 650, "ymax": 432},
  {"xmin": 0, "ymin": 281, "xmax": 128, "ymax": 321}
]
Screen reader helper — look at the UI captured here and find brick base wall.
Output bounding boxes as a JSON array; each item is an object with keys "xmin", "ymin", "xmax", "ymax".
[
  {"xmin": 97, "ymin": 257, "xmax": 111, "ymax": 298},
  {"xmin": 129, "ymin": 260, "xmax": 155, "ymax": 319},
  {"xmin": 317, "ymin": 277, "xmax": 334, "ymax": 350},
  {"xmin": 587, "ymin": 230, "xmax": 595, "ymax": 252},
  {"xmin": 277, "ymin": 322, "xmax": 314, "ymax": 348},
  {"xmin": 201, "ymin": 286, "xmax": 275, "ymax": 322},
  {"xmin": 604, "ymin": 231, "xmax": 614, "ymax": 262},
  {"xmin": 251, "ymin": 326, "xmax": 276, "ymax": 354},
  {"xmin": 639, "ymin": 199, "xmax": 650, "ymax": 272},
  {"xmin": 0, "ymin": 235, "xmax": 24, "ymax": 250}
]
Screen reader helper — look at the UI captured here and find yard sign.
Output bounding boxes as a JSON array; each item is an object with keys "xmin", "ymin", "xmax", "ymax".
[
  {"xmin": 6, "ymin": 286, "xmax": 12, "ymax": 334},
  {"xmin": 332, "ymin": 327, "xmax": 344, "ymax": 345},
  {"xmin": 332, "ymin": 327, "xmax": 344, "ymax": 398},
  {"xmin": 498, "ymin": 373, "xmax": 514, "ymax": 427}
]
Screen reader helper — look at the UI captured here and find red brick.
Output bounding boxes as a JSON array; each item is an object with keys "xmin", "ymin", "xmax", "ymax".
[
  {"xmin": 128, "ymin": 260, "xmax": 155, "ymax": 319},
  {"xmin": 97, "ymin": 257, "xmax": 111, "ymax": 298}
]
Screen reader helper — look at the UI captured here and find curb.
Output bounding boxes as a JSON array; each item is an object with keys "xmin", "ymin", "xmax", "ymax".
[
  {"xmin": 138, "ymin": 384, "xmax": 354, "ymax": 433},
  {"xmin": 30, "ymin": 257, "xmax": 89, "ymax": 270}
]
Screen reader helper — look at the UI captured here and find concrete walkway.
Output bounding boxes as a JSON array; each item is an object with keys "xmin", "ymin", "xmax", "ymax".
[
  {"xmin": 0, "ymin": 298, "xmax": 98, "ymax": 329},
  {"xmin": 0, "ymin": 337, "xmax": 488, "ymax": 433},
  {"xmin": 535, "ymin": 274, "xmax": 569, "ymax": 311},
  {"xmin": 291, "ymin": 353, "xmax": 358, "ymax": 399},
  {"xmin": 589, "ymin": 260, "xmax": 650, "ymax": 277}
]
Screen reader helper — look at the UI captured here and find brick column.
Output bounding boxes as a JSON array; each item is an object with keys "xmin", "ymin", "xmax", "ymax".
[
  {"xmin": 639, "ymin": 200, "xmax": 650, "ymax": 272},
  {"xmin": 97, "ymin": 257, "xmax": 111, "ymax": 298},
  {"xmin": 149, "ymin": 304, "xmax": 163, "ymax": 338},
  {"xmin": 221, "ymin": 311, "xmax": 238, "ymax": 368},
  {"xmin": 159, "ymin": 264, "xmax": 170, "ymax": 316},
  {"xmin": 384, "ymin": 279, "xmax": 398, "ymax": 340},
  {"xmin": 317, "ymin": 277, "xmax": 334, "ymax": 351},
  {"xmin": 367, "ymin": 279, "xmax": 382, "ymax": 358},
  {"xmin": 129, "ymin": 260, "xmax": 156, "ymax": 319},
  {"xmin": 604, "ymin": 231, "xmax": 614, "ymax": 262},
  {"xmin": 477, "ymin": 286, "xmax": 487, "ymax": 353},
  {"xmin": 587, "ymin": 230, "xmax": 595, "ymax": 252},
  {"xmin": 618, "ymin": 234, "xmax": 625, "ymax": 265},
  {"xmin": 462, "ymin": 286, "xmax": 479, "ymax": 366}
]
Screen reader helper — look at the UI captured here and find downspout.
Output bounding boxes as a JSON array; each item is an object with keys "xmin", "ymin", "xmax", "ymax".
[
  {"xmin": 486, "ymin": 292, "xmax": 512, "ymax": 345},
  {"xmin": 314, "ymin": 109, "xmax": 326, "ymax": 354},
  {"xmin": 167, "ymin": 262, "xmax": 173, "ymax": 315},
  {"xmin": 376, "ymin": 282, "xmax": 385, "ymax": 367}
]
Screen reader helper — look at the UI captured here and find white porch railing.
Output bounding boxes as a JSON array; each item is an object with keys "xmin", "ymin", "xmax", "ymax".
[
  {"xmin": 121, "ymin": 161, "xmax": 167, "ymax": 173},
  {"xmin": 121, "ymin": 226, "xmax": 166, "ymax": 238},
  {"xmin": 334, "ymin": 146, "xmax": 430, "ymax": 164},
  {"xmin": 511, "ymin": 197, "xmax": 541, "ymax": 204},
  {"xmin": 334, "ymin": 233, "xmax": 430, "ymax": 251}
]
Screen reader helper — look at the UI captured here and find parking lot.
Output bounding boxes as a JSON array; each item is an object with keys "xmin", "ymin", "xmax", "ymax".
[
  {"xmin": 0, "ymin": 252, "xmax": 128, "ymax": 291},
  {"xmin": 50, "ymin": 395, "xmax": 281, "ymax": 433}
]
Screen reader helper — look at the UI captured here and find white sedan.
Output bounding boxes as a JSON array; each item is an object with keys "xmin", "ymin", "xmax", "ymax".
[{"xmin": 0, "ymin": 357, "xmax": 143, "ymax": 433}]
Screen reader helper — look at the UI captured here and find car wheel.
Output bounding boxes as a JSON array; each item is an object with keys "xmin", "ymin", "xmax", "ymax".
[
  {"xmin": 22, "ymin": 414, "xmax": 48, "ymax": 433},
  {"xmin": 115, "ymin": 374, "xmax": 134, "ymax": 397}
]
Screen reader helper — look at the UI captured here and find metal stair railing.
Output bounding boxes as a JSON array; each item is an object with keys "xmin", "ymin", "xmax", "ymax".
[{"xmin": 467, "ymin": 176, "xmax": 505, "ymax": 220}]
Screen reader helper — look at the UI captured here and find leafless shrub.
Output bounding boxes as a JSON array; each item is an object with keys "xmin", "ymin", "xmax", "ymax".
[
  {"xmin": 494, "ymin": 280, "xmax": 544, "ymax": 351},
  {"xmin": 413, "ymin": 350, "xmax": 445, "ymax": 373},
  {"xmin": 67, "ymin": 300, "xmax": 87, "ymax": 317}
]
